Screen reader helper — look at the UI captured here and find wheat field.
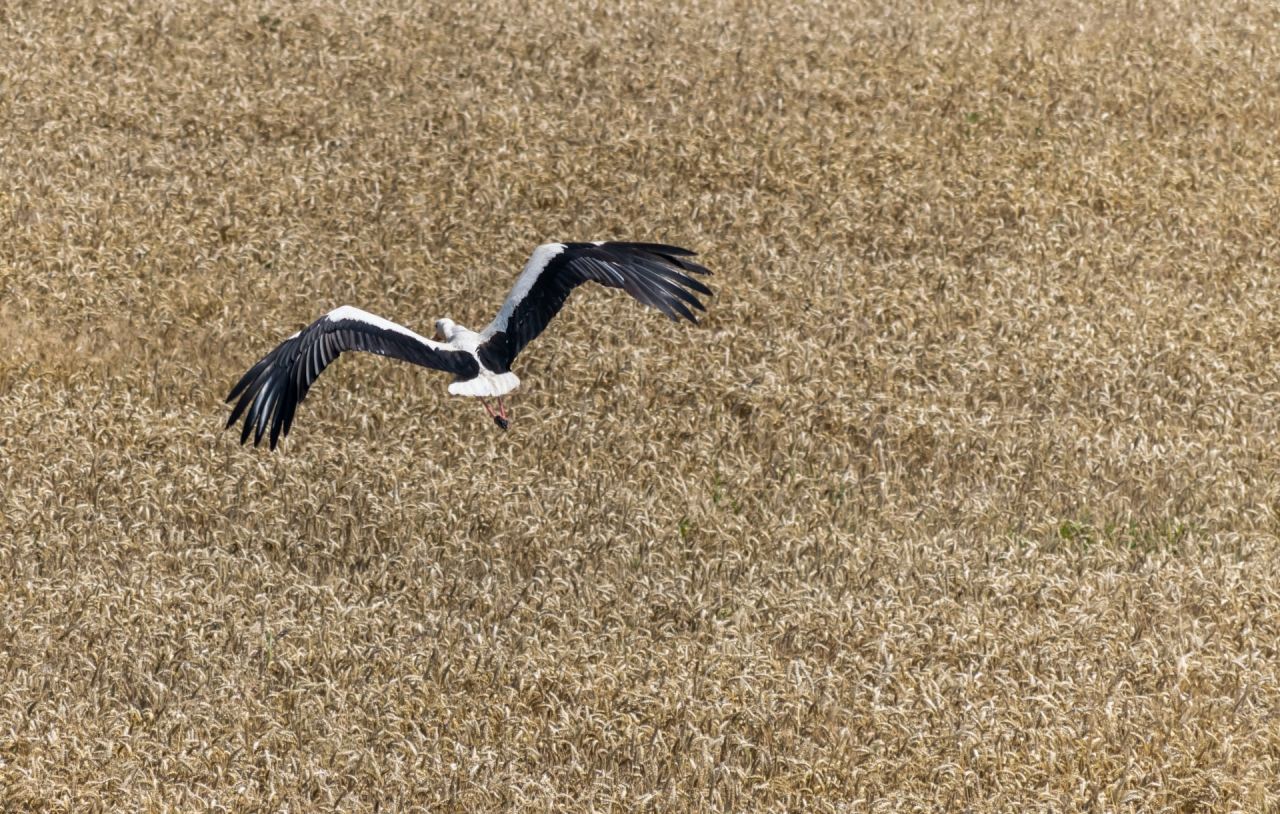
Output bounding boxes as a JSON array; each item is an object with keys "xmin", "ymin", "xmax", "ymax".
[{"xmin": 3, "ymin": 0, "xmax": 1280, "ymax": 810}]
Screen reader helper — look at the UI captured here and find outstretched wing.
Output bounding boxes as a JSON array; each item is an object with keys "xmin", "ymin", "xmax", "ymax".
[
  {"xmin": 476, "ymin": 242, "xmax": 712, "ymax": 373},
  {"xmin": 225, "ymin": 306, "xmax": 479, "ymax": 449}
]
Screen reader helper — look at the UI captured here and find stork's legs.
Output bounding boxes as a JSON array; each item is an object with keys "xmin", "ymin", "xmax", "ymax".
[{"xmin": 476, "ymin": 397, "xmax": 510, "ymax": 431}]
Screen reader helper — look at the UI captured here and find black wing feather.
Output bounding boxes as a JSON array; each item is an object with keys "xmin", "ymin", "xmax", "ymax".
[
  {"xmin": 479, "ymin": 242, "xmax": 713, "ymax": 371},
  {"xmin": 225, "ymin": 308, "xmax": 479, "ymax": 450}
]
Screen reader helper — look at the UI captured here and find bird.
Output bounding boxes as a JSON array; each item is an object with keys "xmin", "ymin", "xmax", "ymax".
[{"xmin": 225, "ymin": 241, "xmax": 713, "ymax": 449}]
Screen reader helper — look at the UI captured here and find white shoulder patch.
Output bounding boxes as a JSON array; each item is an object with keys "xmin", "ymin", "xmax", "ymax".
[
  {"xmin": 484, "ymin": 243, "xmax": 566, "ymax": 335},
  {"xmin": 325, "ymin": 306, "xmax": 445, "ymax": 348}
]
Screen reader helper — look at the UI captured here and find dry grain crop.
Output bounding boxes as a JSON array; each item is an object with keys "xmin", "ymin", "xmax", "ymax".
[{"xmin": 3, "ymin": 0, "xmax": 1280, "ymax": 810}]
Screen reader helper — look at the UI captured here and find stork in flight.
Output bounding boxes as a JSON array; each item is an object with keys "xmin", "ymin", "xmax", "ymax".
[{"xmin": 225, "ymin": 241, "xmax": 713, "ymax": 448}]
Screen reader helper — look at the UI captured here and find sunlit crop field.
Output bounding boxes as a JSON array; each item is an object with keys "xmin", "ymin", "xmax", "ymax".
[{"xmin": 4, "ymin": 0, "xmax": 1280, "ymax": 810}]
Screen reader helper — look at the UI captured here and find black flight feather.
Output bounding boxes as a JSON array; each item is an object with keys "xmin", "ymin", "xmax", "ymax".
[
  {"xmin": 478, "ymin": 241, "xmax": 714, "ymax": 372},
  {"xmin": 225, "ymin": 309, "xmax": 478, "ymax": 449}
]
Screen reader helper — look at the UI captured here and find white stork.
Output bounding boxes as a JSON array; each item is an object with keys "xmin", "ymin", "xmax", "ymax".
[{"xmin": 225, "ymin": 241, "xmax": 713, "ymax": 448}]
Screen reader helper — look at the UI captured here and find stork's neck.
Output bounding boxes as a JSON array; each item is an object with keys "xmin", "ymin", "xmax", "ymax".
[
  {"xmin": 436, "ymin": 318, "xmax": 471, "ymax": 342},
  {"xmin": 438, "ymin": 320, "xmax": 481, "ymax": 352}
]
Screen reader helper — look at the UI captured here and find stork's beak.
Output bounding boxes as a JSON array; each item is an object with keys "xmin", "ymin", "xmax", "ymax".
[{"xmin": 432, "ymin": 330, "xmax": 444, "ymax": 342}]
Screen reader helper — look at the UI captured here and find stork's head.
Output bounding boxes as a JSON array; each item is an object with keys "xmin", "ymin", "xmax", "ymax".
[{"xmin": 433, "ymin": 318, "xmax": 457, "ymax": 342}]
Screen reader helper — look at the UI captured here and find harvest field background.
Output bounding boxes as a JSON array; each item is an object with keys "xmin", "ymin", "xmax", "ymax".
[{"xmin": 4, "ymin": 0, "xmax": 1280, "ymax": 810}]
